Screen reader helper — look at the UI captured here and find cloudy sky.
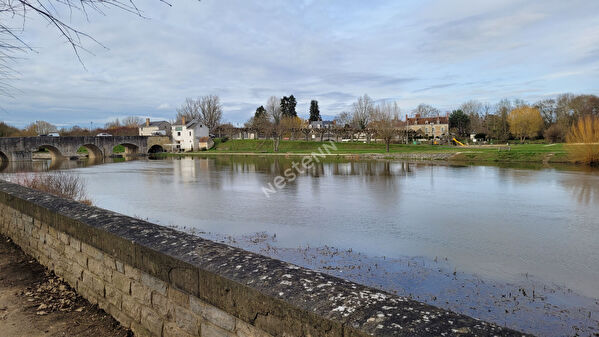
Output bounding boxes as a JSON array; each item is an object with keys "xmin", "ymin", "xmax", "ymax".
[{"xmin": 1, "ymin": 0, "xmax": 598, "ymax": 128}]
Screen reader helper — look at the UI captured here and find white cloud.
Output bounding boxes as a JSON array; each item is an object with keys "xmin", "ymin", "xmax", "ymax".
[
  {"xmin": 1, "ymin": 0, "xmax": 598, "ymax": 127},
  {"xmin": 156, "ymin": 103, "xmax": 171, "ymax": 110}
]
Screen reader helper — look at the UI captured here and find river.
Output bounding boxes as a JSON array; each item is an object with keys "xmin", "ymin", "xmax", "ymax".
[{"xmin": 2, "ymin": 155, "xmax": 598, "ymax": 336}]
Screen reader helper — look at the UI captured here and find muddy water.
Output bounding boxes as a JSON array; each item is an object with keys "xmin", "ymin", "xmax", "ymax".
[{"xmin": 2, "ymin": 155, "xmax": 599, "ymax": 336}]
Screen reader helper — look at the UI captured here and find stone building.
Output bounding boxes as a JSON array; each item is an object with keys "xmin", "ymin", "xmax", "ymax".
[
  {"xmin": 404, "ymin": 113, "xmax": 449, "ymax": 138},
  {"xmin": 139, "ymin": 119, "xmax": 172, "ymax": 136}
]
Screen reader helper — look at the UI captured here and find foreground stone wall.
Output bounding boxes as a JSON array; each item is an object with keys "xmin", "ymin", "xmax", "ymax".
[{"xmin": 0, "ymin": 180, "xmax": 526, "ymax": 337}]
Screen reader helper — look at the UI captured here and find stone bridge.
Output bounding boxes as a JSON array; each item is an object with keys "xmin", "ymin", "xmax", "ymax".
[{"xmin": 0, "ymin": 136, "xmax": 152, "ymax": 162}]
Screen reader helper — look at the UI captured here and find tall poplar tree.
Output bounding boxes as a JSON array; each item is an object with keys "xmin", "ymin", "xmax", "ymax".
[{"xmin": 309, "ymin": 100, "xmax": 321, "ymax": 122}]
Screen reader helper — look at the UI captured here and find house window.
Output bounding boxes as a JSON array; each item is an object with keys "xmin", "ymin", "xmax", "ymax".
[
  {"xmin": 177, "ymin": 132, "xmax": 181, "ymax": 136},
  {"xmin": 189, "ymin": 131, "xmax": 192, "ymax": 136}
]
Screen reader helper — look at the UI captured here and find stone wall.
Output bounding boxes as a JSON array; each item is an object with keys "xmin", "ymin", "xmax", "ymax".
[
  {"xmin": 0, "ymin": 180, "xmax": 526, "ymax": 337},
  {"xmin": 0, "ymin": 136, "xmax": 148, "ymax": 161}
]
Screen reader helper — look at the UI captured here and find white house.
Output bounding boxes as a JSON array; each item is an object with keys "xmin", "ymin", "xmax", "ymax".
[{"xmin": 170, "ymin": 117, "xmax": 210, "ymax": 152}]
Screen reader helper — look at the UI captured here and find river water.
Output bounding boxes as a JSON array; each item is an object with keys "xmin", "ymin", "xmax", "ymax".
[{"xmin": 2, "ymin": 156, "xmax": 598, "ymax": 336}]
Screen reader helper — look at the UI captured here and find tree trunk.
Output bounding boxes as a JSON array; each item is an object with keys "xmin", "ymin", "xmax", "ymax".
[
  {"xmin": 274, "ymin": 136, "xmax": 280, "ymax": 152},
  {"xmin": 386, "ymin": 141, "xmax": 390, "ymax": 152}
]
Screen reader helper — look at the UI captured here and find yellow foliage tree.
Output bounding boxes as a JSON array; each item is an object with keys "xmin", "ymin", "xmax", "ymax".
[
  {"xmin": 280, "ymin": 116, "xmax": 303, "ymax": 140},
  {"xmin": 508, "ymin": 106, "xmax": 544, "ymax": 141},
  {"xmin": 566, "ymin": 115, "xmax": 599, "ymax": 166}
]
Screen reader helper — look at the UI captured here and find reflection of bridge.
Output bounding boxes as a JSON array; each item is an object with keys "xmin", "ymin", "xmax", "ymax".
[{"xmin": 0, "ymin": 136, "xmax": 149, "ymax": 162}]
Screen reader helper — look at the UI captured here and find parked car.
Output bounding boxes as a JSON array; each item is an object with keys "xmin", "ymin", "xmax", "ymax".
[
  {"xmin": 39, "ymin": 132, "xmax": 60, "ymax": 137},
  {"xmin": 96, "ymin": 132, "xmax": 112, "ymax": 137}
]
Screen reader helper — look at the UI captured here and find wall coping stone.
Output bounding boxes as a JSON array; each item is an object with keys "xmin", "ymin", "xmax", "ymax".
[{"xmin": 0, "ymin": 180, "xmax": 528, "ymax": 337}]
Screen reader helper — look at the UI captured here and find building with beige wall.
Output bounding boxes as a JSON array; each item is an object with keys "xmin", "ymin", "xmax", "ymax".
[
  {"xmin": 139, "ymin": 119, "xmax": 172, "ymax": 136},
  {"xmin": 404, "ymin": 113, "xmax": 449, "ymax": 138}
]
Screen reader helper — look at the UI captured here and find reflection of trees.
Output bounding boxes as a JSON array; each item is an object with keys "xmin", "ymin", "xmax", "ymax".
[
  {"xmin": 496, "ymin": 167, "xmax": 538, "ymax": 185},
  {"xmin": 208, "ymin": 155, "xmax": 415, "ymax": 179},
  {"xmin": 331, "ymin": 161, "xmax": 412, "ymax": 178},
  {"xmin": 561, "ymin": 172, "xmax": 599, "ymax": 206},
  {"xmin": 201, "ymin": 156, "xmax": 416, "ymax": 196}
]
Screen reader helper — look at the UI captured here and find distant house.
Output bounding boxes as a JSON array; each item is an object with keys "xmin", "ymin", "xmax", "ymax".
[
  {"xmin": 139, "ymin": 119, "xmax": 171, "ymax": 136},
  {"xmin": 404, "ymin": 113, "xmax": 449, "ymax": 138},
  {"xmin": 309, "ymin": 120, "xmax": 335, "ymax": 129},
  {"xmin": 170, "ymin": 117, "xmax": 210, "ymax": 152}
]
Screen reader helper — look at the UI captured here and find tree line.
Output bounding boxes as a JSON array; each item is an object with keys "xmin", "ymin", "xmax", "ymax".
[
  {"xmin": 2, "ymin": 92, "xmax": 597, "ymax": 151},
  {"xmin": 0, "ymin": 117, "xmax": 148, "ymax": 137}
]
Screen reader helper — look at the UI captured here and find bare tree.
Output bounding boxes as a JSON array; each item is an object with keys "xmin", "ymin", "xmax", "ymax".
[
  {"xmin": 0, "ymin": 1, "xmax": 164, "ymax": 64},
  {"xmin": 265, "ymin": 96, "xmax": 283, "ymax": 151},
  {"xmin": 352, "ymin": 94, "xmax": 374, "ymax": 130},
  {"xmin": 199, "ymin": 95, "xmax": 223, "ymax": 132},
  {"xmin": 334, "ymin": 111, "xmax": 352, "ymax": 128},
  {"xmin": 104, "ymin": 118, "xmax": 121, "ymax": 129},
  {"xmin": 412, "ymin": 103, "xmax": 440, "ymax": 117},
  {"xmin": 176, "ymin": 98, "xmax": 201, "ymax": 123},
  {"xmin": 371, "ymin": 102, "xmax": 399, "ymax": 152},
  {"xmin": 122, "ymin": 116, "xmax": 143, "ymax": 127},
  {"xmin": 27, "ymin": 120, "xmax": 57, "ymax": 135},
  {"xmin": 460, "ymin": 100, "xmax": 485, "ymax": 134}
]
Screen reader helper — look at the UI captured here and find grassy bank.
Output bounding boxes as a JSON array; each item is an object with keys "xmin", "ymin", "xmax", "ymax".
[
  {"xmin": 162, "ymin": 139, "xmax": 571, "ymax": 164},
  {"xmin": 212, "ymin": 139, "xmax": 459, "ymax": 154}
]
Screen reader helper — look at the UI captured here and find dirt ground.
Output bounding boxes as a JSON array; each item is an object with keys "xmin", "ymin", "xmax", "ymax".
[{"xmin": 0, "ymin": 234, "xmax": 131, "ymax": 337}]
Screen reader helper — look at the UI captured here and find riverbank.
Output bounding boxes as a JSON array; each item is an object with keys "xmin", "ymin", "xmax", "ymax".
[
  {"xmin": 0, "ymin": 234, "xmax": 130, "ymax": 337},
  {"xmin": 162, "ymin": 139, "xmax": 571, "ymax": 164}
]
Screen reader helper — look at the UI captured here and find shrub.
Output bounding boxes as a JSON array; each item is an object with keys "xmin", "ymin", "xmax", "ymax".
[
  {"xmin": 566, "ymin": 115, "xmax": 599, "ymax": 166},
  {"xmin": 543, "ymin": 124, "xmax": 565, "ymax": 143},
  {"xmin": 8, "ymin": 172, "xmax": 92, "ymax": 205}
]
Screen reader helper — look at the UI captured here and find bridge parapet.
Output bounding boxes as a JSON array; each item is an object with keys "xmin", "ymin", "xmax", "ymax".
[{"xmin": 0, "ymin": 136, "xmax": 148, "ymax": 162}]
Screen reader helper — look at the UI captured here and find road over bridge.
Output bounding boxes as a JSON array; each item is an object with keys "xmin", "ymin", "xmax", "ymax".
[{"xmin": 0, "ymin": 136, "xmax": 149, "ymax": 162}]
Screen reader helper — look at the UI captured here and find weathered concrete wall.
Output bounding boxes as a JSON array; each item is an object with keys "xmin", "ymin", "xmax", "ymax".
[
  {"xmin": 0, "ymin": 136, "xmax": 148, "ymax": 161},
  {"xmin": 0, "ymin": 180, "xmax": 527, "ymax": 337}
]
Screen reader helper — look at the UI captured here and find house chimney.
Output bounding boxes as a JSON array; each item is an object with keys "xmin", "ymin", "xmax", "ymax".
[
  {"xmin": 182, "ymin": 116, "xmax": 186, "ymax": 125},
  {"xmin": 146, "ymin": 118, "xmax": 150, "ymax": 127}
]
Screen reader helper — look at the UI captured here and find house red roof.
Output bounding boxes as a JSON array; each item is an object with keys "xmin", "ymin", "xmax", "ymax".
[{"xmin": 406, "ymin": 113, "xmax": 449, "ymax": 125}]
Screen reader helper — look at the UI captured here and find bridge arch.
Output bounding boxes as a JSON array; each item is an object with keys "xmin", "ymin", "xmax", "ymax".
[
  {"xmin": 120, "ymin": 143, "xmax": 139, "ymax": 155},
  {"xmin": 38, "ymin": 145, "xmax": 63, "ymax": 160},
  {"xmin": 0, "ymin": 151, "xmax": 8, "ymax": 171},
  {"xmin": 80, "ymin": 144, "xmax": 104, "ymax": 159},
  {"xmin": 148, "ymin": 144, "xmax": 165, "ymax": 154}
]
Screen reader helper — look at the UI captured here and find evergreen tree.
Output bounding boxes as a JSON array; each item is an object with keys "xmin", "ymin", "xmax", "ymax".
[
  {"xmin": 280, "ymin": 95, "xmax": 298, "ymax": 117},
  {"xmin": 255, "ymin": 105, "xmax": 267, "ymax": 119},
  {"xmin": 449, "ymin": 109, "xmax": 471, "ymax": 136},
  {"xmin": 280, "ymin": 96, "xmax": 289, "ymax": 116},
  {"xmin": 309, "ymin": 100, "xmax": 321, "ymax": 122},
  {"xmin": 288, "ymin": 95, "xmax": 297, "ymax": 117}
]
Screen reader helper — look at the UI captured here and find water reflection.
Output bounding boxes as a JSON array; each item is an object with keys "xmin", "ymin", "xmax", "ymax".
[
  {"xmin": 0, "ymin": 156, "xmax": 144, "ymax": 174},
  {"xmin": 560, "ymin": 171, "xmax": 599, "ymax": 205}
]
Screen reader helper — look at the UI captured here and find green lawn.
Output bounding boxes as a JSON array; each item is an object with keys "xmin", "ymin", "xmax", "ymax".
[
  {"xmin": 170, "ymin": 139, "xmax": 570, "ymax": 164},
  {"xmin": 211, "ymin": 139, "xmax": 458, "ymax": 153}
]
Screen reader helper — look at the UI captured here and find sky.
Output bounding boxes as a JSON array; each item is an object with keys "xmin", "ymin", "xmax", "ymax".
[{"xmin": 1, "ymin": 0, "xmax": 598, "ymax": 128}]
